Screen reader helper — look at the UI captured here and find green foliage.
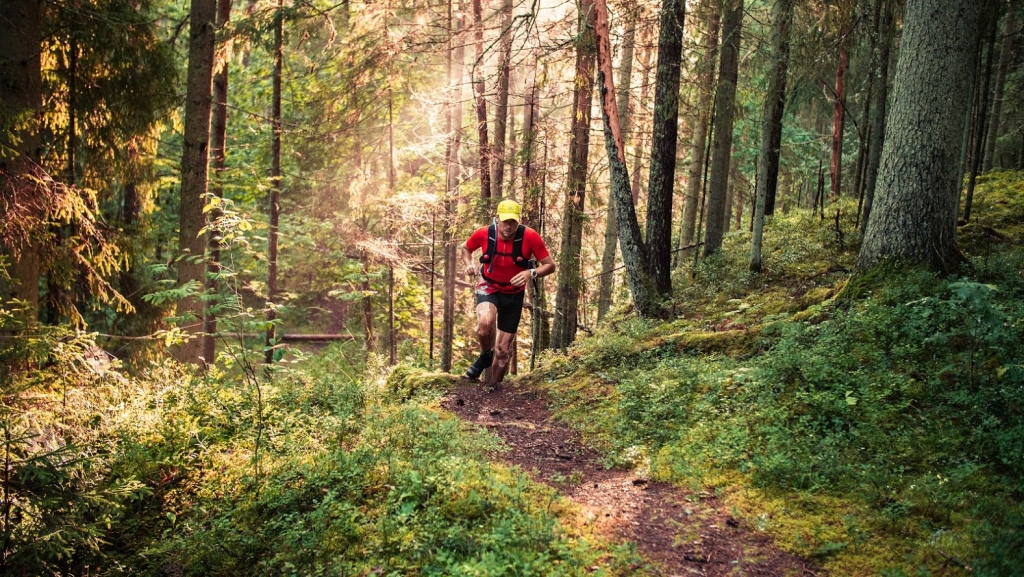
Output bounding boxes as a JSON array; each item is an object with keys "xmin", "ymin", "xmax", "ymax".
[
  {"xmin": 533, "ymin": 184, "xmax": 1024, "ymax": 574},
  {"xmin": 0, "ymin": 305, "xmax": 640, "ymax": 576}
]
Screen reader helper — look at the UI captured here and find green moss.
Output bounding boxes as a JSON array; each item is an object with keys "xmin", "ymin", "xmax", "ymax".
[
  {"xmin": 385, "ymin": 365, "xmax": 458, "ymax": 401},
  {"xmin": 659, "ymin": 328, "xmax": 760, "ymax": 357}
]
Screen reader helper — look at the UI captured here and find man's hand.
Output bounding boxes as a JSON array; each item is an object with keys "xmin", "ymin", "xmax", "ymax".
[
  {"xmin": 510, "ymin": 271, "xmax": 531, "ymax": 287},
  {"xmin": 464, "ymin": 264, "xmax": 478, "ymax": 280}
]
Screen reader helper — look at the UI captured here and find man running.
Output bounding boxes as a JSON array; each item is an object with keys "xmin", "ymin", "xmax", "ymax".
[{"xmin": 461, "ymin": 199, "xmax": 555, "ymax": 387}]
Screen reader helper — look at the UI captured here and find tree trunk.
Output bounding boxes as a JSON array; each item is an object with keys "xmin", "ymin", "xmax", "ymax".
[
  {"xmin": 983, "ymin": 6, "xmax": 1014, "ymax": 172},
  {"xmin": 176, "ymin": 0, "xmax": 217, "ymax": 363},
  {"xmin": 593, "ymin": 0, "xmax": 661, "ymax": 319},
  {"xmin": 551, "ymin": 0, "xmax": 596, "ymax": 350},
  {"xmin": 829, "ymin": 41, "xmax": 848, "ymax": 201},
  {"xmin": 203, "ymin": 0, "xmax": 232, "ymax": 366},
  {"xmin": 597, "ymin": 6, "xmax": 636, "ymax": 322},
  {"xmin": 644, "ymin": 0, "xmax": 686, "ymax": 297},
  {"xmin": 860, "ymin": 0, "xmax": 893, "ymax": 234},
  {"xmin": 630, "ymin": 37, "xmax": 654, "ymax": 205},
  {"xmin": 264, "ymin": 0, "xmax": 283, "ymax": 364},
  {"xmin": 522, "ymin": 55, "xmax": 541, "ymax": 223},
  {"xmin": 856, "ymin": 0, "xmax": 982, "ymax": 273},
  {"xmin": 441, "ymin": 0, "xmax": 465, "ymax": 371},
  {"xmin": 750, "ymin": 0, "xmax": 791, "ymax": 273},
  {"xmin": 0, "ymin": 0, "xmax": 42, "ymax": 315},
  {"xmin": 362, "ymin": 252, "xmax": 375, "ymax": 354},
  {"xmin": 962, "ymin": 9, "xmax": 998, "ymax": 224},
  {"xmin": 679, "ymin": 0, "xmax": 718, "ymax": 264},
  {"xmin": 473, "ymin": 0, "xmax": 490, "ymax": 199},
  {"xmin": 537, "ymin": 142, "xmax": 551, "ymax": 349},
  {"xmin": 490, "ymin": 0, "xmax": 512, "ymax": 198},
  {"xmin": 852, "ymin": 0, "xmax": 883, "ymax": 211},
  {"xmin": 702, "ymin": 0, "xmax": 742, "ymax": 258}
]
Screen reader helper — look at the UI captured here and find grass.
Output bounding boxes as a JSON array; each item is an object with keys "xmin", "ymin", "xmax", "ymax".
[{"xmin": 525, "ymin": 172, "xmax": 1024, "ymax": 576}]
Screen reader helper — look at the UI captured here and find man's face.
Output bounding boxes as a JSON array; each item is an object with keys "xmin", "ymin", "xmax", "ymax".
[{"xmin": 498, "ymin": 218, "xmax": 518, "ymax": 240}]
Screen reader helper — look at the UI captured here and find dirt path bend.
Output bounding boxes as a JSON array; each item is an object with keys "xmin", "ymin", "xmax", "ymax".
[{"xmin": 441, "ymin": 381, "xmax": 820, "ymax": 577}]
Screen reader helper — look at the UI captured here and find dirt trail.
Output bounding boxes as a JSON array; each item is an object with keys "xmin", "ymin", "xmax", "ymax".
[{"xmin": 442, "ymin": 380, "xmax": 820, "ymax": 577}]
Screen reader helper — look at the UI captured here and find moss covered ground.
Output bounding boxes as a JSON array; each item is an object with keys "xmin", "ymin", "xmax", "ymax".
[{"xmin": 521, "ymin": 171, "xmax": 1024, "ymax": 576}]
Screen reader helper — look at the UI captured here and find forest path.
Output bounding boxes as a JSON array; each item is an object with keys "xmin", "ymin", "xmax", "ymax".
[{"xmin": 441, "ymin": 380, "xmax": 819, "ymax": 577}]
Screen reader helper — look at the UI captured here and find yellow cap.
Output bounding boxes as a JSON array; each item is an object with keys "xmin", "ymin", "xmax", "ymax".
[{"xmin": 496, "ymin": 199, "xmax": 521, "ymax": 222}]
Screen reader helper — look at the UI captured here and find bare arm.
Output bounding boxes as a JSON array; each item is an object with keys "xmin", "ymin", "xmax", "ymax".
[
  {"xmin": 509, "ymin": 255, "xmax": 555, "ymax": 288},
  {"xmin": 461, "ymin": 245, "xmax": 478, "ymax": 280}
]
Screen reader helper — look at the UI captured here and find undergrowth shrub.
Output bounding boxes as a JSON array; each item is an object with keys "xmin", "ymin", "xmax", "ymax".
[{"xmin": 1, "ymin": 312, "xmax": 639, "ymax": 576}]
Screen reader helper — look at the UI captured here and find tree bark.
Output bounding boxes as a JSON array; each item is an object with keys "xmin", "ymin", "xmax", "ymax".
[
  {"xmin": 702, "ymin": 0, "xmax": 742, "ymax": 258},
  {"xmin": 473, "ymin": 0, "xmax": 490, "ymax": 199},
  {"xmin": 829, "ymin": 40, "xmax": 848, "ymax": 201},
  {"xmin": 264, "ymin": 0, "xmax": 283, "ymax": 364},
  {"xmin": 630, "ymin": 37, "xmax": 654, "ymax": 205},
  {"xmin": 856, "ymin": 0, "xmax": 982, "ymax": 273},
  {"xmin": 644, "ymin": 0, "xmax": 686, "ymax": 297},
  {"xmin": 679, "ymin": 0, "xmax": 718, "ymax": 264},
  {"xmin": 177, "ymin": 0, "xmax": 217, "ymax": 363},
  {"xmin": 860, "ymin": 0, "xmax": 893, "ymax": 234},
  {"xmin": 0, "ymin": 0, "xmax": 42, "ymax": 314},
  {"xmin": 983, "ymin": 6, "xmax": 1014, "ymax": 172},
  {"xmin": 203, "ymin": 0, "xmax": 232, "ymax": 366},
  {"xmin": 597, "ymin": 5, "xmax": 636, "ymax": 322},
  {"xmin": 441, "ymin": 0, "xmax": 465, "ymax": 371},
  {"xmin": 551, "ymin": 0, "xmax": 596, "ymax": 350},
  {"xmin": 490, "ymin": 0, "xmax": 512, "ymax": 198},
  {"xmin": 750, "ymin": 0, "xmax": 791, "ymax": 273},
  {"xmin": 962, "ymin": 8, "xmax": 998, "ymax": 224},
  {"xmin": 362, "ymin": 252, "xmax": 375, "ymax": 355},
  {"xmin": 522, "ymin": 55, "xmax": 541, "ymax": 223},
  {"xmin": 593, "ymin": 0, "xmax": 660, "ymax": 319}
]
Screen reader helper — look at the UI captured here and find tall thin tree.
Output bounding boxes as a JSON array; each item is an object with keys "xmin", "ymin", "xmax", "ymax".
[
  {"xmin": 983, "ymin": 6, "xmax": 1016, "ymax": 171},
  {"xmin": 644, "ymin": 0, "xmax": 686, "ymax": 296},
  {"xmin": 702, "ymin": 0, "xmax": 742, "ymax": 258},
  {"xmin": 860, "ymin": 0, "xmax": 893, "ymax": 233},
  {"xmin": 829, "ymin": 40, "xmax": 848, "ymax": 200},
  {"xmin": 962, "ymin": 7, "xmax": 999, "ymax": 224},
  {"xmin": 593, "ymin": 0, "xmax": 660, "ymax": 319},
  {"xmin": 177, "ymin": 0, "xmax": 218, "ymax": 363},
  {"xmin": 750, "ymin": 0, "xmax": 792, "ymax": 273},
  {"xmin": 551, "ymin": 0, "xmax": 596, "ymax": 350},
  {"xmin": 473, "ymin": 0, "xmax": 490, "ymax": 199},
  {"xmin": 264, "ymin": 0, "xmax": 283, "ymax": 364},
  {"xmin": 0, "ymin": 0, "xmax": 42, "ymax": 313},
  {"xmin": 203, "ymin": 0, "xmax": 232, "ymax": 365},
  {"xmin": 490, "ymin": 0, "xmax": 513, "ymax": 198},
  {"xmin": 679, "ymin": 0, "xmax": 719, "ymax": 263},
  {"xmin": 597, "ymin": 2, "xmax": 637, "ymax": 322},
  {"xmin": 441, "ymin": 0, "xmax": 466, "ymax": 371}
]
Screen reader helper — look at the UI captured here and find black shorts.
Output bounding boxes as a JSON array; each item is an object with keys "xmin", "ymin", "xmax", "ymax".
[{"xmin": 476, "ymin": 290, "xmax": 526, "ymax": 333}]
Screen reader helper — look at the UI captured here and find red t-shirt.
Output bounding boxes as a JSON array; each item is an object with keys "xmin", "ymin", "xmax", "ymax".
[{"xmin": 465, "ymin": 226, "xmax": 550, "ymax": 294}]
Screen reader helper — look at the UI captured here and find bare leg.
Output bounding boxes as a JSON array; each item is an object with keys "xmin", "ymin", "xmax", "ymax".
[
  {"xmin": 475, "ymin": 302, "xmax": 497, "ymax": 351},
  {"xmin": 487, "ymin": 329, "xmax": 517, "ymax": 386}
]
